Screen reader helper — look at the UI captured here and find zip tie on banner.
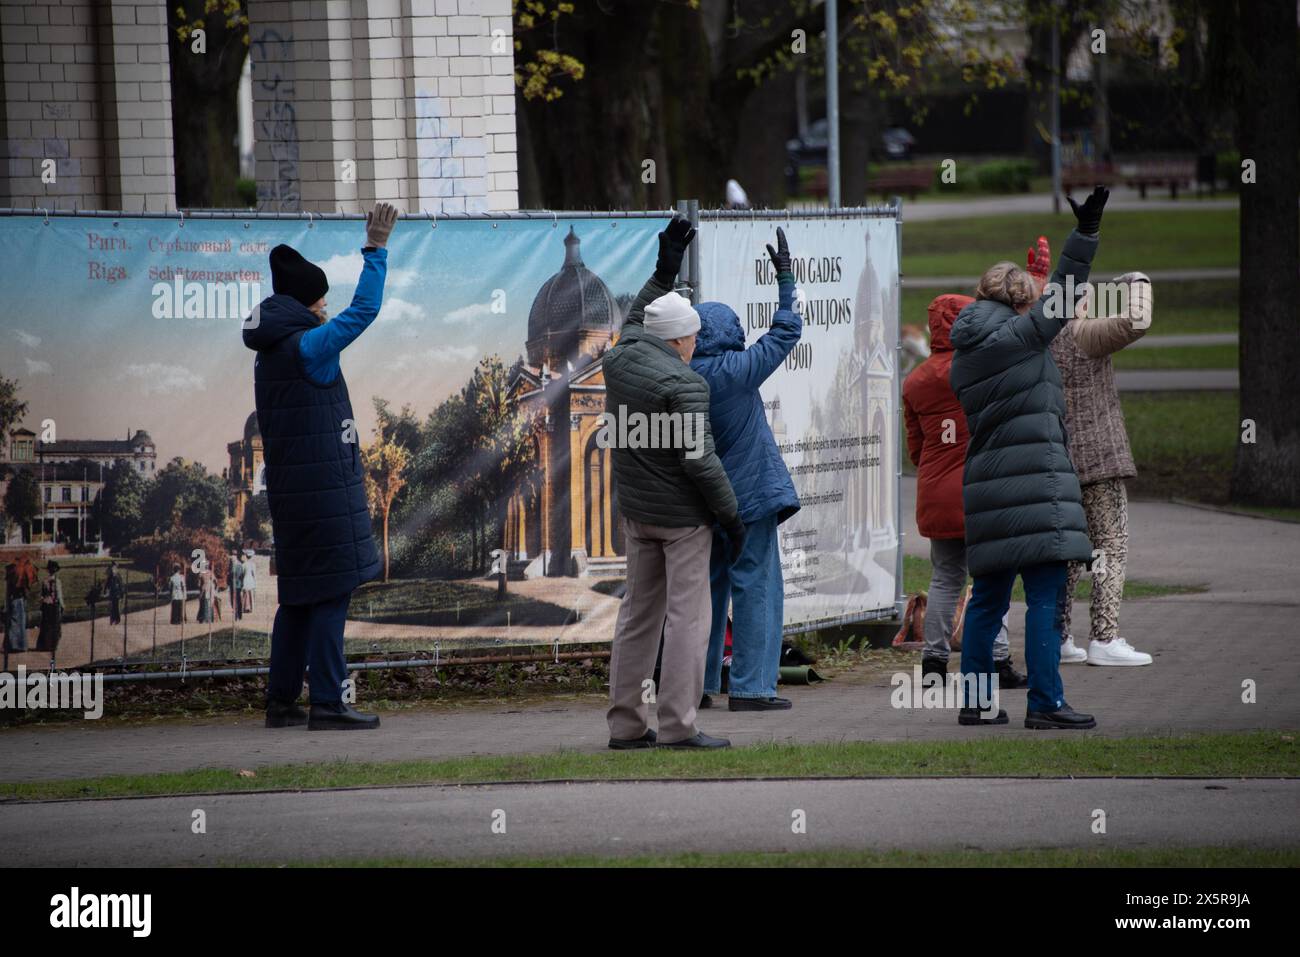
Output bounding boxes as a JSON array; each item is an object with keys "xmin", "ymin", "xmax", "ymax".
[
  {"xmin": 180, "ymin": 654, "xmax": 188, "ymax": 682},
  {"xmin": 553, "ymin": 637, "xmax": 560, "ymax": 664},
  {"xmin": 306, "ymin": 210, "xmax": 314, "ymax": 229},
  {"xmin": 39, "ymin": 207, "xmax": 49, "ymax": 225},
  {"xmin": 433, "ymin": 640, "xmax": 441, "ymax": 669}
]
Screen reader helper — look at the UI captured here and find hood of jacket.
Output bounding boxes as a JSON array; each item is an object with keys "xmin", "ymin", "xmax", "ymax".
[
  {"xmin": 926, "ymin": 294, "xmax": 973, "ymax": 352},
  {"xmin": 692, "ymin": 300, "xmax": 745, "ymax": 358},
  {"xmin": 949, "ymin": 297, "xmax": 1016, "ymax": 352},
  {"xmin": 243, "ymin": 293, "xmax": 319, "ymax": 352}
]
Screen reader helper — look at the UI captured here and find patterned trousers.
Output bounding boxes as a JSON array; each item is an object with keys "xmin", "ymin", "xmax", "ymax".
[{"xmin": 1061, "ymin": 477, "xmax": 1128, "ymax": 642}]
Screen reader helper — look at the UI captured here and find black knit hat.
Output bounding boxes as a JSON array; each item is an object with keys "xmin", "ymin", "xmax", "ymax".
[{"xmin": 269, "ymin": 244, "xmax": 328, "ymax": 308}]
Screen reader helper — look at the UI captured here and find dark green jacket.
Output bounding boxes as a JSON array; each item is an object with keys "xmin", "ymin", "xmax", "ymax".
[
  {"xmin": 948, "ymin": 229, "xmax": 1098, "ymax": 576},
  {"xmin": 603, "ymin": 275, "xmax": 740, "ymax": 528}
]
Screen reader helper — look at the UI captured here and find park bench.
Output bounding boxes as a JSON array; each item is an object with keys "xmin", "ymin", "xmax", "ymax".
[
  {"xmin": 1118, "ymin": 156, "xmax": 1196, "ymax": 199},
  {"xmin": 1062, "ymin": 161, "xmax": 1115, "ymax": 191},
  {"xmin": 867, "ymin": 165, "xmax": 932, "ymax": 199}
]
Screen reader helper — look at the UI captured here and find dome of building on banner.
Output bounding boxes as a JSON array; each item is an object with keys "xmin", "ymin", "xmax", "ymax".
[
  {"xmin": 243, "ymin": 412, "xmax": 261, "ymax": 444},
  {"xmin": 526, "ymin": 226, "xmax": 621, "ymax": 367}
]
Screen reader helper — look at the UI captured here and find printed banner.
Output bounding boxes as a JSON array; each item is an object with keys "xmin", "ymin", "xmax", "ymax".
[
  {"xmin": 696, "ymin": 213, "xmax": 901, "ymax": 630},
  {"xmin": 0, "ymin": 211, "xmax": 897, "ymax": 667}
]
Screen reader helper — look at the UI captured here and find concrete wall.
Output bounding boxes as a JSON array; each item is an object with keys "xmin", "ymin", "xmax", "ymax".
[
  {"xmin": 0, "ymin": 0, "xmax": 518, "ymax": 213},
  {"xmin": 248, "ymin": 0, "xmax": 518, "ymax": 213}
]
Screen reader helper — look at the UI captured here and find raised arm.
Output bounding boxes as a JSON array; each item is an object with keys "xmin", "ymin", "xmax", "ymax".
[
  {"xmin": 298, "ymin": 203, "xmax": 398, "ymax": 375},
  {"xmin": 626, "ymin": 215, "xmax": 695, "ymax": 328},
  {"xmin": 1011, "ymin": 187, "xmax": 1108, "ymax": 350},
  {"xmin": 706, "ymin": 228, "xmax": 803, "ymax": 398}
]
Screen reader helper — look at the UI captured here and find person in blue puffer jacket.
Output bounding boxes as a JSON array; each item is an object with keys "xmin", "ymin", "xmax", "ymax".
[{"xmin": 690, "ymin": 228, "xmax": 802, "ymax": 712}]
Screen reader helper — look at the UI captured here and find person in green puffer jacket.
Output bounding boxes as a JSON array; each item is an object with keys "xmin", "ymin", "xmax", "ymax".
[
  {"xmin": 602, "ymin": 215, "xmax": 743, "ymax": 752},
  {"xmin": 948, "ymin": 186, "xmax": 1110, "ymax": 732}
]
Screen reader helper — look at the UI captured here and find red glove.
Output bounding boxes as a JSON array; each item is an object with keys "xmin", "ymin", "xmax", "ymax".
[{"xmin": 1027, "ymin": 235, "xmax": 1051, "ymax": 283}]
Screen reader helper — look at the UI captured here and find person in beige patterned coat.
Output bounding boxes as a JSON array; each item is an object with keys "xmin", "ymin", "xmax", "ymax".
[{"xmin": 1048, "ymin": 271, "xmax": 1154, "ymax": 666}]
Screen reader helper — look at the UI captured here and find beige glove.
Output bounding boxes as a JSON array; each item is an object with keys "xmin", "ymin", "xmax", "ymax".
[{"xmin": 365, "ymin": 202, "xmax": 399, "ymax": 249}]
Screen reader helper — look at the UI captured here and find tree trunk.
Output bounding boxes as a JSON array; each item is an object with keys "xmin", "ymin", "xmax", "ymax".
[
  {"xmin": 1230, "ymin": 0, "xmax": 1300, "ymax": 504},
  {"xmin": 166, "ymin": 3, "xmax": 247, "ymax": 207}
]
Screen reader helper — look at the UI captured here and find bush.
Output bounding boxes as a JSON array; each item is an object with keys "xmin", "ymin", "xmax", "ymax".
[
  {"xmin": 1215, "ymin": 151, "xmax": 1241, "ymax": 192},
  {"xmin": 972, "ymin": 158, "xmax": 1036, "ymax": 193},
  {"xmin": 122, "ymin": 528, "xmax": 231, "ymax": 590},
  {"xmin": 236, "ymin": 177, "xmax": 257, "ymax": 208}
]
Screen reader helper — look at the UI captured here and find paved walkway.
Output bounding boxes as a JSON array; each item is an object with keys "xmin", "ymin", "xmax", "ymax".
[
  {"xmin": 900, "ymin": 189, "xmax": 1241, "ymax": 222},
  {"xmin": 906, "ymin": 266, "xmax": 1240, "ymax": 289},
  {"xmin": 3, "ymin": 778, "xmax": 1295, "ymax": 865},
  {"xmin": 1116, "ymin": 369, "xmax": 1238, "ymax": 391},
  {"xmin": 2, "ymin": 480, "xmax": 1296, "ymax": 784},
  {"xmin": 1128, "ymin": 333, "xmax": 1237, "ymax": 349}
]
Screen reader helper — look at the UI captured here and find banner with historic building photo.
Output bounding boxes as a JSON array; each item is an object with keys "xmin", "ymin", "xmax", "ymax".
[
  {"xmin": 695, "ymin": 211, "xmax": 902, "ymax": 630},
  {"xmin": 0, "ymin": 210, "xmax": 898, "ymax": 668}
]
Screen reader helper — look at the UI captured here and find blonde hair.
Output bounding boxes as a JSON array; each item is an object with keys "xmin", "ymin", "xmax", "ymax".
[{"xmin": 975, "ymin": 261, "xmax": 1037, "ymax": 310}]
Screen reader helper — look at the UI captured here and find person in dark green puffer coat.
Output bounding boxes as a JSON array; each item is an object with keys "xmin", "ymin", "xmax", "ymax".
[{"xmin": 948, "ymin": 186, "xmax": 1110, "ymax": 731}]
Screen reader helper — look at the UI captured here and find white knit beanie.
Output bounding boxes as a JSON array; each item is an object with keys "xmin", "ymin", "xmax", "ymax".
[{"xmin": 643, "ymin": 291, "xmax": 700, "ymax": 341}]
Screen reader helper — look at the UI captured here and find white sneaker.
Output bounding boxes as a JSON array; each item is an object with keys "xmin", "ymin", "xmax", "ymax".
[
  {"xmin": 1060, "ymin": 635, "xmax": 1089, "ymax": 663},
  {"xmin": 1087, "ymin": 637, "xmax": 1153, "ymax": 667}
]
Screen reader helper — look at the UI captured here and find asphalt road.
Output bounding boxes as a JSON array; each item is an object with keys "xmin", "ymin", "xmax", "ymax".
[{"xmin": 2, "ymin": 777, "xmax": 1295, "ymax": 865}]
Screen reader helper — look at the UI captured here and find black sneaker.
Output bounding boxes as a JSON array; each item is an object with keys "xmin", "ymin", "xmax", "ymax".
[
  {"xmin": 1025, "ymin": 706, "xmax": 1097, "ymax": 730},
  {"xmin": 608, "ymin": 729, "xmax": 657, "ymax": 750},
  {"xmin": 265, "ymin": 698, "xmax": 308, "ymax": 728},
  {"xmin": 996, "ymin": 659, "xmax": 1029, "ymax": 689},
  {"xmin": 699, "ymin": 694, "xmax": 714, "ymax": 710},
  {"xmin": 659, "ymin": 732, "xmax": 731, "ymax": 749},
  {"xmin": 958, "ymin": 707, "xmax": 1008, "ymax": 726},
  {"xmin": 729, "ymin": 696, "xmax": 793, "ymax": 712},
  {"xmin": 307, "ymin": 703, "xmax": 380, "ymax": 730}
]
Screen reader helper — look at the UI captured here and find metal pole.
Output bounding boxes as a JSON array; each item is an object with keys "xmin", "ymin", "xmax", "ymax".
[
  {"xmin": 687, "ymin": 198, "xmax": 700, "ymax": 305},
  {"xmin": 893, "ymin": 197, "xmax": 906, "ymax": 620},
  {"xmin": 825, "ymin": 0, "xmax": 841, "ymax": 209},
  {"xmin": 1050, "ymin": 2, "xmax": 1062, "ymax": 214}
]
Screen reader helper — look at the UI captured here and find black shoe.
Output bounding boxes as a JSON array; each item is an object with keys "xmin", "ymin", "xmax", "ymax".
[
  {"xmin": 307, "ymin": 703, "xmax": 381, "ymax": 730},
  {"xmin": 699, "ymin": 694, "xmax": 714, "ymax": 710},
  {"xmin": 659, "ymin": 732, "xmax": 731, "ymax": 749},
  {"xmin": 1025, "ymin": 706, "xmax": 1097, "ymax": 730},
  {"xmin": 958, "ymin": 707, "xmax": 1008, "ymax": 725},
  {"xmin": 608, "ymin": 729, "xmax": 657, "ymax": 750},
  {"xmin": 265, "ymin": 699, "xmax": 308, "ymax": 728},
  {"xmin": 728, "ymin": 696, "xmax": 793, "ymax": 712},
  {"xmin": 921, "ymin": 657, "xmax": 946, "ymax": 686},
  {"xmin": 996, "ymin": 659, "xmax": 1029, "ymax": 689}
]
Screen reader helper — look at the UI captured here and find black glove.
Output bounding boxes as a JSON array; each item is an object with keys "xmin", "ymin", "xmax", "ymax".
[
  {"xmin": 1067, "ymin": 185, "xmax": 1109, "ymax": 236},
  {"xmin": 724, "ymin": 520, "xmax": 747, "ymax": 564},
  {"xmin": 766, "ymin": 226, "xmax": 792, "ymax": 276},
  {"xmin": 654, "ymin": 214, "xmax": 696, "ymax": 284}
]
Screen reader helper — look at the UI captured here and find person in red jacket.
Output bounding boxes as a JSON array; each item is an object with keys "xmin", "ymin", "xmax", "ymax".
[{"xmin": 903, "ymin": 294, "xmax": 1026, "ymax": 689}]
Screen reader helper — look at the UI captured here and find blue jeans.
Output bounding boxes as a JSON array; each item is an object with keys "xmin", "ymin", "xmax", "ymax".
[
  {"xmin": 960, "ymin": 562, "xmax": 1068, "ymax": 714},
  {"xmin": 704, "ymin": 515, "xmax": 783, "ymax": 699},
  {"xmin": 267, "ymin": 592, "xmax": 352, "ymax": 706}
]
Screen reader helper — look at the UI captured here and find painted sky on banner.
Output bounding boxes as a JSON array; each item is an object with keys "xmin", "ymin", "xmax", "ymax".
[{"xmin": 0, "ymin": 216, "xmax": 668, "ymax": 473}]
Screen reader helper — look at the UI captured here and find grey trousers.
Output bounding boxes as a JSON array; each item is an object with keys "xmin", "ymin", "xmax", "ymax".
[
  {"xmin": 923, "ymin": 537, "xmax": 1010, "ymax": 662},
  {"xmin": 607, "ymin": 518, "xmax": 713, "ymax": 745}
]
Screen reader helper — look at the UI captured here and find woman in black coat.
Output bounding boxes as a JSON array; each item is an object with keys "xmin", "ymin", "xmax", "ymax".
[{"xmin": 948, "ymin": 187, "xmax": 1109, "ymax": 730}]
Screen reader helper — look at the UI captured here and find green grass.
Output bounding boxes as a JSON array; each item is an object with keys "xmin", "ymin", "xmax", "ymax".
[
  {"xmin": 901, "ymin": 279, "xmax": 1239, "ymax": 339},
  {"xmin": 4, "ymin": 732, "xmax": 1293, "ymax": 801},
  {"xmin": 902, "ymin": 554, "xmax": 1205, "ymax": 603},
  {"xmin": 289, "ymin": 846, "xmax": 1300, "ymax": 868},
  {"xmin": 349, "ymin": 577, "xmax": 573, "ymax": 627},
  {"xmin": 1112, "ymin": 343, "xmax": 1237, "ymax": 370},
  {"xmin": 1121, "ymin": 391, "xmax": 1238, "ymax": 502},
  {"xmin": 901, "ymin": 209, "xmax": 1238, "ymax": 277}
]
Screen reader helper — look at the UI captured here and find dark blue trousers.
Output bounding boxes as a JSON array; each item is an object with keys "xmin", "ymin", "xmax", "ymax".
[
  {"xmin": 267, "ymin": 592, "xmax": 351, "ymax": 706},
  {"xmin": 960, "ymin": 562, "xmax": 1068, "ymax": 714}
]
